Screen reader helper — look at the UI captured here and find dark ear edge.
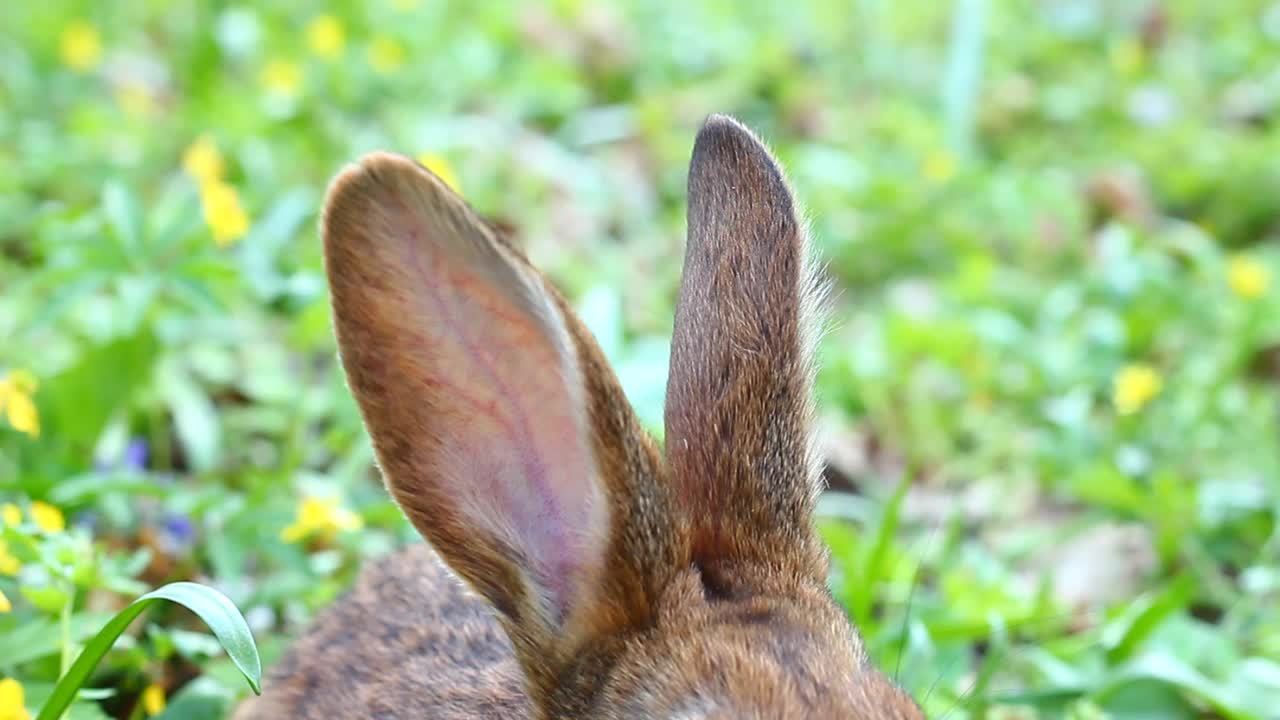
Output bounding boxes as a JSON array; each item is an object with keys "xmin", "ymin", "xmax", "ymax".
[{"xmin": 664, "ymin": 115, "xmax": 827, "ymax": 580}]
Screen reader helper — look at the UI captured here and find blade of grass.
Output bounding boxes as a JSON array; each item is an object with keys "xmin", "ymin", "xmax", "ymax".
[
  {"xmin": 851, "ymin": 471, "xmax": 911, "ymax": 628},
  {"xmin": 35, "ymin": 582, "xmax": 260, "ymax": 720},
  {"xmin": 1102, "ymin": 574, "xmax": 1195, "ymax": 665}
]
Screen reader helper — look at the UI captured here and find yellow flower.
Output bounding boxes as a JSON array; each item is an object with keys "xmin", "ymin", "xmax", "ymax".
[
  {"xmin": 1227, "ymin": 255, "xmax": 1270, "ymax": 300},
  {"xmin": 1113, "ymin": 363, "xmax": 1162, "ymax": 416},
  {"xmin": 141, "ymin": 683, "xmax": 166, "ymax": 716},
  {"xmin": 368, "ymin": 36, "xmax": 406, "ymax": 74},
  {"xmin": 0, "ymin": 370, "xmax": 39, "ymax": 438},
  {"xmin": 1, "ymin": 504, "xmax": 20, "ymax": 527},
  {"xmin": 60, "ymin": 20, "xmax": 102, "ymax": 72},
  {"xmin": 306, "ymin": 15, "xmax": 346, "ymax": 60},
  {"xmin": 4, "ymin": 371, "xmax": 36, "ymax": 396},
  {"xmin": 182, "ymin": 135, "xmax": 225, "ymax": 185},
  {"xmin": 0, "ymin": 540, "xmax": 19, "ymax": 576},
  {"xmin": 281, "ymin": 496, "xmax": 363, "ymax": 543},
  {"xmin": 0, "ymin": 677, "xmax": 30, "ymax": 720},
  {"xmin": 1109, "ymin": 38, "xmax": 1144, "ymax": 77},
  {"xmin": 200, "ymin": 181, "xmax": 251, "ymax": 247},
  {"xmin": 416, "ymin": 153, "xmax": 461, "ymax": 193},
  {"xmin": 0, "ymin": 589, "xmax": 10, "ymax": 613},
  {"xmin": 260, "ymin": 59, "xmax": 302, "ymax": 97},
  {"xmin": 923, "ymin": 150, "xmax": 956, "ymax": 184},
  {"xmin": 3, "ymin": 394, "xmax": 37, "ymax": 438},
  {"xmin": 29, "ymin": 501, "xmax": 65, "ymax": 534}
]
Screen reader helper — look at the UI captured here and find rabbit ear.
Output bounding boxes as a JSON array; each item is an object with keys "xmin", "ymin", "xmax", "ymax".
[
  {"xmin": 322, "ymin": 154, "xmax": 676, "ymax": 686},
  {"xmin": 665, "ymin": 116, "xmax": 827, "ymax": 581}
]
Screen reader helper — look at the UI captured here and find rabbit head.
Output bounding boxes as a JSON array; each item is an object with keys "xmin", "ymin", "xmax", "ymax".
[{"xmin": 321, "ymin": 114, "xmax": 922, "ymax": 719}]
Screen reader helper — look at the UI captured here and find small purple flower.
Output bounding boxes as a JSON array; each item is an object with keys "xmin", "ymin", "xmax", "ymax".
[
  {"xmin": 122, "ymin": 439, "xmax": 150, "ymax": 471},
  {"xmin": 92, "ymin": 437, "xmax": 151, "ymax": 472},
  {"xmin": 161, "ymin": 514, "xmax": 196, "ymax": 551}
]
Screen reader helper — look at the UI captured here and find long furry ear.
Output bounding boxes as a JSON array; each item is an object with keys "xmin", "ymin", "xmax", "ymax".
[
  {"xmin": 322, "ymin": 153, "xmax": 677, "ymax": 693},
  {"xmin": 664, "ymin": 115, "xmax": 826, "ymax": 581}
]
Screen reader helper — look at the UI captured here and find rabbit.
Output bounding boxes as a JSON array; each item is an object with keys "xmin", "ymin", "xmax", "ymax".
[{"xmin": 233, "ymin": 115, "xmax": 924, "ymax": 719}]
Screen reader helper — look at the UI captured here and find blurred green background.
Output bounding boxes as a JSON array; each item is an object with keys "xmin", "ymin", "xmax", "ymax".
[{"xmin": 3, "ymin": 0, "xmax": 1280, "ymax": 718}]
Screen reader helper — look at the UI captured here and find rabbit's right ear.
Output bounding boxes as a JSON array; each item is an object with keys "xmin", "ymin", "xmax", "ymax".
[
  {"xmin": 665, "ymin": 116, "xmax": 828, "ymax": 583},
  {"xmin": 321, "ymin": 154, "xmax": 678, "ymax": 691}
]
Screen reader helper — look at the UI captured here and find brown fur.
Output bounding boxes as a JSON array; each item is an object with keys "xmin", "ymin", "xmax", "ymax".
[
  {"xmin": 236, "ymin": 115, "xmax": 923, "ymax": 719},
  {"xmin": 667, "ymin": 115, "xmax": 826, "ymax": 581},
  {"xmin": 233, "ymin": 543, "xmax": 528, "ymax": 719}
]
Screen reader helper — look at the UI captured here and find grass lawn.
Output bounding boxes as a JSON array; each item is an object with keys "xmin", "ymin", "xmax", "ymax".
[{"xmin": 2, "ymin": 1, "xmax": 1279, "ymax": 717}]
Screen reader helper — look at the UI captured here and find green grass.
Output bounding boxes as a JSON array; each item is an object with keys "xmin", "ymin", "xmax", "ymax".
[{"xmin": 2, "ymin": 1, "xmax": 1279, "ymax": 717}]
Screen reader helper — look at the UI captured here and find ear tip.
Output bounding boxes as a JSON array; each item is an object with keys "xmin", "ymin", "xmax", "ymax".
[
  {"xmin": 323, "ymin": 151, "xmax": 421, "ymax": 203},
  {"xmin": 321, "ymin": 152, "xmax": 452, "ymax": 251},
  {"xmin": 694, "ymin": 113, "xmax": 753, "ymax": 153},
  {"xmin": 323, "ymin": 151, "xmax": 410, "ymax": 211},
  {"xmin": 695, "ymin": 112, "xmax": 769, "ymax": 149},
  {"xmin": 701, "ymin": 112, "xmax": 748, "ymax": 132},
  {"xmin": 688, "ymin": 115, "xmax": 795, "ymax": 223},
  {"xmin": 690, "ymin": 113, "xmax": 784, "ymax": 181}
]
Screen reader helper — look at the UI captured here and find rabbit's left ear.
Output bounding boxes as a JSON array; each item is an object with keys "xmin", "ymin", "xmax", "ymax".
[
  {"xmin": 321, "ymin": 154, "xmax": 675, "ymax": 684},
  {"xmin": 665, "ymin": 115, "xmax": 827, "ymax": 581}
]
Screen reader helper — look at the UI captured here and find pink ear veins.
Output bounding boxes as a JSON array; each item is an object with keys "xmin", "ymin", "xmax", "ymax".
[{"xmin": 377, "ymin": 187, "xmax": 606, "ymax": 615}]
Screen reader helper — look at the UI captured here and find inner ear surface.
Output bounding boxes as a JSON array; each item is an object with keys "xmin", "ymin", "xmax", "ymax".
[{"xmin": 321, "ymin": 153, "xmax": 610, "ymax": 630}]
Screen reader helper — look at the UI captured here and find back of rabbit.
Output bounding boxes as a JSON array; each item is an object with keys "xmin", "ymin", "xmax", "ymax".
[
  {"xmin": 232, "ymin": 542, "xmax": 528, "ymax": 719},
  {"xmin": 237, "ymin": 115, "xmax": 923, "ymax": 719}
]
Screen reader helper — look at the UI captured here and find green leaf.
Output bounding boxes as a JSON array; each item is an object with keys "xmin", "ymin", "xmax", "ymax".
[
  {"xmin": 153, "ymin": 675, "xmax": 245, "ymax": 720},
  {"xmin": 35, "ymin": 582, "xmax": 260, "ymax": 720},
  {"xmin": 1103, "ymin": 575, "xmax": 1195, "ymax": 665},
  {"xmin": 0, "ymin": 613, "xmax": 115, "ymax": 667},
  {"xmin": 157, "ymin": 361, "xmax": 222, "ymax": 472},
  {"xmin": 50, "ymin": 470, "xmax": 173, "ymax": 504},
  {"xmin": 103, "ymin": 182, "xmax": 145, "ymax": 261},
  {"xmin": 850, "ymin": 473, "xmax": 909, "ymax": 627},
  {"xmin": 44, "ymin": 330, "xmax": 159, "ymax": 448},
  {"xmin": 152, "ymin": 688, "xmax": 228, "ymax": 720},
  {"xmin": 20, "ymin": 583, "xmax": 71, "ymax": 613},
  {"xmin": 20, "ymin": 684, "xmax": 114, "ymax": 720},
  {"xmin": 1072, "ymin": 463, "xmax": 1147, "ymax": 516},
  {"xmin": 25, "ymin": 274, "xmax": 110, "ymax": 332},
  {"xmin": 1099, "ymin": 653, "xmax": 1257, "ymax": 720}
]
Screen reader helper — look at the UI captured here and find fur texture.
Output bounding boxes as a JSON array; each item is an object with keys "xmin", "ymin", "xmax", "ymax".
[
  {"xmin": 233, "ymin": 543, "xmax": 528, "ymax": 719},
  {"xmin": 235, "ymin": 115, "xmax": 924, "ymax": 719}
]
